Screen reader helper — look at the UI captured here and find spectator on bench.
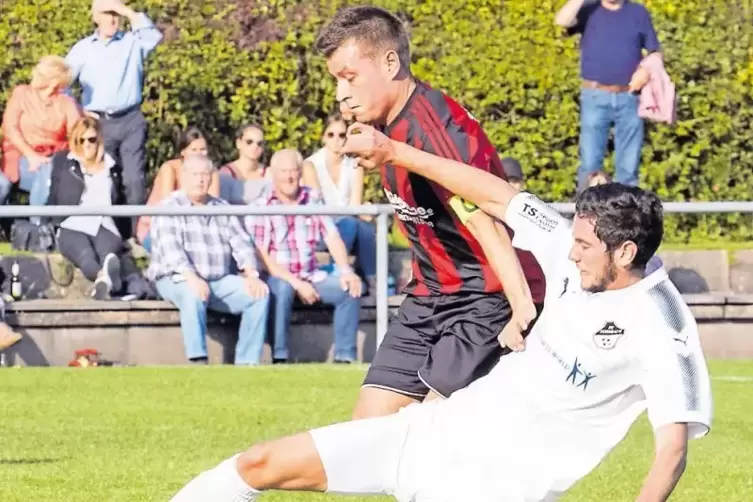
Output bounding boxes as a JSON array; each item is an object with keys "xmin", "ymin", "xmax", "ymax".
[
  {"xmin": 147, "ymin": 154, "xmax": 269, "ymax": 365},
  {"xmin": 218, "ymin": 124, "xmax": 271, "ymax": 205},
  {"xmin": 136, "ymin": 126, "xmax": 220, "ymax": 252},
  {"xmin": 0, "ymin": 56, "xmax": 81, "ymax": 221},
  {"xmin": 302, "ymin": 113, "xmax": 377, "ymax": 293},
  {"xmin": 248, "ymin": 149, "xmax": 362, "ymax": 364},
  {"xmin": 47, "ymin": 117, "xmax": 131, "ymax": 299},
  {"xmin": 220, "ymin": 124, "xmax": 268, "ymax": 182}
]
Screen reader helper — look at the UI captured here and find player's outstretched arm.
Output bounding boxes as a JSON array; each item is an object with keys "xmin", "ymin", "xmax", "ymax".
[
  {"xmin": 636, "ymin": 423, "xmax": 689, "ymax": 501},
  {"xmin": 341, "ymin": 123, "xmax": 518, "ymax": 224}
]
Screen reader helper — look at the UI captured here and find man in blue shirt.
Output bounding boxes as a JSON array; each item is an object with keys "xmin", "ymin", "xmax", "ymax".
[
  {"xmin": 66, "ymin": 0, "xmax": 162, "ymax": 231},
  {"xmin": 556, "ymin": 0, "xmax": 660, "ymax": 190}
]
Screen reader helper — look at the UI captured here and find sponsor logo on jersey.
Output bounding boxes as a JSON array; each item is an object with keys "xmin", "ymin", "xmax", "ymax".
[
  {"xmin": 520, "ymin": 200, "xmax": 559, "ymax": 233},
  {"xmin": 541, "ymin": 339, "xmax": 597, "ymax": 392},
  {"xmin": 565, "ymin": 356, "xmax": 597, "ymax": 391},
  {"xmin": 593, "ymin": 321, "xmax": 625, "ymax": 350},
  {"xmin": 384, "ymin": 188, "xmax": 435, "ymax": 227}
]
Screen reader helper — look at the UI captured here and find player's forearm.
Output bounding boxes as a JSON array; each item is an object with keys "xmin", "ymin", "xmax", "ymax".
[
  {"xmin": 555, "ymin": 0, "xmax": 586, "ymax": 27},
  {"xmin": 466, "ymin": 214, "xmax": 534, "ymax": 314},
  {"xmin": 636, "ymin": 448, "xmax": 687, "ymax": 502},
  {"xmin": 389, "ymin": 140, "xmax": 517, "ymax": 223}
]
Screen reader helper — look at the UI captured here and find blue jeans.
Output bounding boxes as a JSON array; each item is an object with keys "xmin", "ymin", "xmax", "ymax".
[
  {"xmin": 156, "ymin": 275, "xmax": 270, "ymax": 365},
  {"xmin": 142, "ymin": 233, "xmax": 152, "ymax": 254},
  {"xmin": 267, "ymin": 274, "xmax": 360, "ymax": 361},
  {"xmin": 0, "ymin": 158, "xmax": 52, "ymax": 222},
  {"xmin": 578, "ymin": 88, "xmax": 644, "ymax": 189},
  {"xmin": 334, "ymin": 217, "xmax": 377, "ymax": 278}
]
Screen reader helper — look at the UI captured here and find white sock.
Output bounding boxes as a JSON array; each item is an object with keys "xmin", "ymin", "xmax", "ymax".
[{"xmin": 171, "ymin": 453, "xmax": 260, "ymax": 502}]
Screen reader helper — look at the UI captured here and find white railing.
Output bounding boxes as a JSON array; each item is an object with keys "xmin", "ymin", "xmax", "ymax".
[{"xmin": 0, "ymin": 200, "xmax": 751, "ymax": 350}]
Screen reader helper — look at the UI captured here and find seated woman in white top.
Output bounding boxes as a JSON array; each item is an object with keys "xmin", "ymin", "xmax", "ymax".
[{"xmin": 302, "ymin": 113, "xmax": 376, "ymax": 284}]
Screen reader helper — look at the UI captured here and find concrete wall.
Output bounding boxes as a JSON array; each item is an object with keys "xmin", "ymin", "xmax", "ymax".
[{"xmin": 3, "ymin": 294, "xmax": 752, "ymax": 367}]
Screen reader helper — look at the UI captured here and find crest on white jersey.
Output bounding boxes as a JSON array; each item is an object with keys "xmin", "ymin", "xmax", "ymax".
[{"xmin": 593, "ymin": 322, "xmax": 625, "ymax": 350}]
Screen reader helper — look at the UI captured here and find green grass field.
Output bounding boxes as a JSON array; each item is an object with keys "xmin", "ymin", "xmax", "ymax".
[{"xmin": 1, "ymin": 362, "xmax": 752, "ymax": 501}]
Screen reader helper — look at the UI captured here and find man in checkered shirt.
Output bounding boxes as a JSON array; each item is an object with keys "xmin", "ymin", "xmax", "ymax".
[
  {"xmin": 247, "ymin": 149, "xmax": 363, "ymax": 364},
  {"xmin": 147, "ymin": 154, "xmax": 270, "ymax": 365}
]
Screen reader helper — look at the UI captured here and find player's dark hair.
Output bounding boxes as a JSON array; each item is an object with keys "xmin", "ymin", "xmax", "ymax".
[
  {"xmin": 315, "ymin": 6, "xmax": 411, "ymax": 70},
  {"xmin": 575, "ymin": 183, "xmax": 663, "ymax": 270}
]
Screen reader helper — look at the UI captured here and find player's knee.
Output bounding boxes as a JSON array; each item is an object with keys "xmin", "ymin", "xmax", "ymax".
[{"xmin": 237, "ymin": 442, "xmax": 276, "ymax": 490}]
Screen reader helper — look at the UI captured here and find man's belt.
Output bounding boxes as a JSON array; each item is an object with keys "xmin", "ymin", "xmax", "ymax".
[
  {"xmin": 88, "ymin": 104, "xmax": 140, "ymax": 120},
  {"xmin": 582, "ymin": 80, "xmax": 631, "ymax": 93}
]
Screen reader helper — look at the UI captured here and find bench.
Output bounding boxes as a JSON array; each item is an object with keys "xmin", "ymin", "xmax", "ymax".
[
  {"xmin": 2, "ymin": 297, "xmax": 404, "ymax": 367},
  {"xmin": 3, "ymin": 293, "xmax": 753, "ymax": 366}
]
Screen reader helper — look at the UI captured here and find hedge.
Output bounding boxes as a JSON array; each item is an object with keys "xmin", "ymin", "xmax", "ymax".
[{"xmin": 1, "ymin": 0, "xmax": 753, "ymax": 242}]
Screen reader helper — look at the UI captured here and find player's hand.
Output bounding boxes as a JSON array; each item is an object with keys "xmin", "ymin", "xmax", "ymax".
[
  {"xmin": 499, "ymin": 307, "xmax": 536, "ymax": 352},
  {"xmin": 339, "ymin": 271, "xmax": 363, "ymax": 298},
  {"xmin": 340, "ymin": 123, "xmax": 396, "ymax": 170},
  {"xmin": 293, "ymin": 279, "xmax": 320, "ymax": 305},
  {"xmin": 244, "ymin": 275, "xmax": 269, "ymax": 300},
  {"xmin": 185, "ymin": 273, "xmax": 210, "ymax": 302}
]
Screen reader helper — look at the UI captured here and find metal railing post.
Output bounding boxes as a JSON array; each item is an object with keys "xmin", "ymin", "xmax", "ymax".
[{"xmin": 375, "ymin": 211, "xmax": 390, "ymax": 348}]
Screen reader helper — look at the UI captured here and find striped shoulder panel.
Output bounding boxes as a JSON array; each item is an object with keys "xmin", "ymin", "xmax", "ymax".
[{"xmin": 647, "ymin": 279, "xmax": 686, "ymax": 334}]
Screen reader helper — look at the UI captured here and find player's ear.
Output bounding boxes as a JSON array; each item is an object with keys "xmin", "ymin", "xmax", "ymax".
[
  {"xmin": 614, "ymin": 240, "xmax": 639, "ymax": 270},
  {"xmin": 383, "ymin": 49, "xmax": 401, "ymax": 79}
]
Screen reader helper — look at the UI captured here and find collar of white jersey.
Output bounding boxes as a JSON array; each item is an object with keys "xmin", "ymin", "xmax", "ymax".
[{"xmin": 587, "ymin": 256, "xmax": 668, "ymax": 298}]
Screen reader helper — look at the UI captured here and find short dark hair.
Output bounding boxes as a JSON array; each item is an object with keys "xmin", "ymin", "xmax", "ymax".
[
  {"xmin": 315, "ymin": 6, "xmax": 411, "ymax": 70},
  {"xmin": 575, "ymin": 183, "xmax": 663, "ymax": 270}
]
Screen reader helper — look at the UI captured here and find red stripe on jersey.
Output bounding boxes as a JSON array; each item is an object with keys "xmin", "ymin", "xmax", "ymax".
[
  {"xmin": 408, "ymin": 127, "xmax": 463, "ymax": 293},
  {"xmin": 413, "ymin": 94, "xmax": 503, "ymax": 294}
]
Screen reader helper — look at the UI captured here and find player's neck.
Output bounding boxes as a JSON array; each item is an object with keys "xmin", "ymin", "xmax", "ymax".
[
  {"xmin": 606, "ymin": 269, "xmax": 645, "ymax": 291},
  {"xmin": 385, "ymin": 76, "xmax": 417, "ymax": 126}
]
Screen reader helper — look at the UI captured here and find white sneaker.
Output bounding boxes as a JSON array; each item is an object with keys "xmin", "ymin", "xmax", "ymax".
[{"xmin": 103, "ymin": 253, "xmax": 122, "ymax": 293}]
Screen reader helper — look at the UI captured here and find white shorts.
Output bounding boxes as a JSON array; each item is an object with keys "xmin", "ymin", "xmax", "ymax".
[{"xmin": 310, "ymin": 371, "xmax": 607, "ymax": 502}]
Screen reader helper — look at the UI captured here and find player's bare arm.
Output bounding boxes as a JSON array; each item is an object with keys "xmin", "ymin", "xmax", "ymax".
[
  {"xmin": 636, "ymin": 423, "xmax": 689, "ymax": 501},
  {"xmin": 342, "ymin": 123, "xmax": 518, "ymax": 224},
  {"xmin": 451, "ymin": 203, "xmax": 536, "ymax": 349}
]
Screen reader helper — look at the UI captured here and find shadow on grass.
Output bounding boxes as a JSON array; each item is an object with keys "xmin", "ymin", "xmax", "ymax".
[{"xmin": 0, "ymin": 457, "xmax": 65, "ymax": 465}]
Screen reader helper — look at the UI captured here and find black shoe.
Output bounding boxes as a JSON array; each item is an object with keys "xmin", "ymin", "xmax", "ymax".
[
  {"xmin": 334, "ymin": 359, "xmax": 352, "ymax": 365},
  {"xmin": 272, "ymin": 358, "xmax": 288, "ymax": 365},
  {"xmin": 189, "ymin": 357, "xmax": 209, "ymax": 365}
]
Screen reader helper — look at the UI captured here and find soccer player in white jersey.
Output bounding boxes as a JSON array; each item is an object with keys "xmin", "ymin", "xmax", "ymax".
[{"xmin": 170, "ymin": 124, "xmax": 713, "ymax": 502}]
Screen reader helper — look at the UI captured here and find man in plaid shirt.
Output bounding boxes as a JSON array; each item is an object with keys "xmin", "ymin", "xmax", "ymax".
[
  {"xmin": 147, "ymin": 154, "xmax": 270, "ymax": 365},
  {"xmin": 247, "ymin": 149, "xmax": 362, "ymax": 364}
]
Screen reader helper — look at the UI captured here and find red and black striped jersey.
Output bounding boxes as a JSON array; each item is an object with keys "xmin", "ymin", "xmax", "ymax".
[{"xmin": 382, "ymin": 82, "xmax": 546, "ymax": 301}]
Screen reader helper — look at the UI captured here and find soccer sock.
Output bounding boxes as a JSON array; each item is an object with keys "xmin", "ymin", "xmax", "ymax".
[{"xmin": 170, "ymin": 453, "xmax": 261, "ymax": 502}]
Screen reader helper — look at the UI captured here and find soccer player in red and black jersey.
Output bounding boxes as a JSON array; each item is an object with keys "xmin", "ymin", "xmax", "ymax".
[{"xmin": 315, "ymin": 6, "xmax": 547, "ymax": 419}]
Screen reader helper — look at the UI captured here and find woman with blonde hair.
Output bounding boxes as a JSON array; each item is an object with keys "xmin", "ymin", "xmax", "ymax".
[
  {"xmin": 46, "ymin": 117, "xmax": 131, "ymax": 300},
  {"xmin": 0, "ymin": 56, "xmax": 81, "ymax": 218}
]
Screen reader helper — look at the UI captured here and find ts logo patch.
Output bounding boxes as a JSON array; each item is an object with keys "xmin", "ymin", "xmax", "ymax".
[
  {"xmin": 520, "ymin": 201, "xmax": 559, "ymax": 233},
  {"xmin": 593, "ymin": 322, "xmax": 625, "ymax": 350}
]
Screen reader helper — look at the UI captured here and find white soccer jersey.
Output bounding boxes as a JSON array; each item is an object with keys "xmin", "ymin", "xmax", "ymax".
[{"xmin": 387, "ymin": 192, "xmax": 713, "ymax": 501}]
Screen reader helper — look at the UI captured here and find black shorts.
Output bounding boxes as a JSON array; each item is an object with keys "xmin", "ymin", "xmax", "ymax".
[{"xmin": 363, "ymin": 292, "xmax": 542, "ymax": 399}]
